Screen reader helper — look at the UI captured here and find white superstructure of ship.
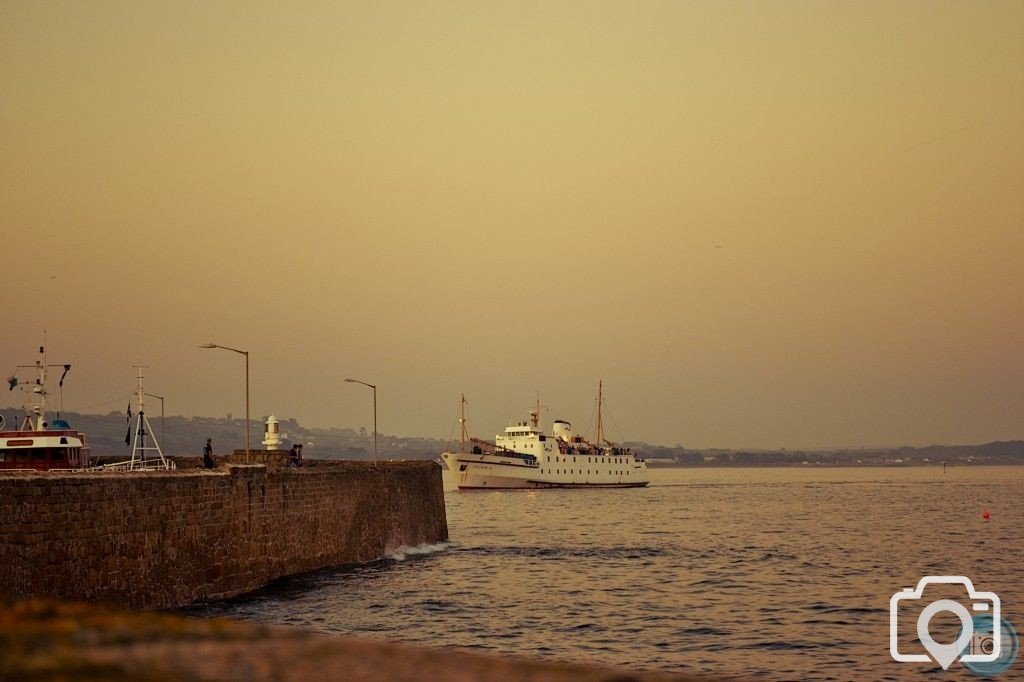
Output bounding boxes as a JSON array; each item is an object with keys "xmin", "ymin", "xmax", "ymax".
[{"xmin": 440, "ymin": 382, "xmax": 648, "ymax": 490}]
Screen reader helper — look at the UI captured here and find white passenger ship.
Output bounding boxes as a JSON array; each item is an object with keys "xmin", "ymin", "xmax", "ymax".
[{"xmin": 440, "ymin": 384, "xmax": 648, "ymax": 490}]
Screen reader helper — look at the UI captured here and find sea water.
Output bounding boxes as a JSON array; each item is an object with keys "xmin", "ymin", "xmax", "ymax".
[{"xmin": 184, "ymin": 466, "xmax": 1024, "ymax": 680}]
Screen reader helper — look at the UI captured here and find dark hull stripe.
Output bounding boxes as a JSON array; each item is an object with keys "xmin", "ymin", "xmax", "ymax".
[
  {"xmin": 458, "ymin": 481, "xmax": 649, "ymax": 490},
  {"xmin": 454, "ymin": 460, "xmax": 644, "ymax": 473},
  {"xmin": 526, "ymin": 481, "xmax": 649, "ymax": 489}
]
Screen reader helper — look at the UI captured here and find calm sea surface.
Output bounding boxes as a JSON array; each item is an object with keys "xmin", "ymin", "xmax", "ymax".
[{"xmin": 184, "ymin": 467, "xmax": 1024, "ymax": 680}]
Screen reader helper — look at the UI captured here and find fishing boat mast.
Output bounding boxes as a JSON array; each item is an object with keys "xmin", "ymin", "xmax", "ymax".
[
  {"xmin": 12, "ymin": 344, "xmax": 71, "ymax": 431},
  {"xmin": 24, "ymin": 346, "xmax": 48, "ymax": 431}
]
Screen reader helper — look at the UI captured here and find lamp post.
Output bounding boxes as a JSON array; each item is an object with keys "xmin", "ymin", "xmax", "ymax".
[
  {"xmin": 344, "ymin": 378, "xmax": 377, "ymax": 463},
  {"xmin": 144, "ymin": 392, "xmax": 165, "ymax": 449},
  {"xmin": 200, "ymin": 343, "xmax": 250, "ymax": 455}
]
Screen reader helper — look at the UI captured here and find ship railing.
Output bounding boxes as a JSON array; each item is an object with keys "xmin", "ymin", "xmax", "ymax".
[{"xmin": 93, "ymin": 459, "xmax": 178, "ymax": 472}]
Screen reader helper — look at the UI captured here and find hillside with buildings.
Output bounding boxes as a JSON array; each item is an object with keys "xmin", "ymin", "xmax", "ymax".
[{"xmin": 3, "ymin": 408, "xmax": 1022, "ymax": 466}]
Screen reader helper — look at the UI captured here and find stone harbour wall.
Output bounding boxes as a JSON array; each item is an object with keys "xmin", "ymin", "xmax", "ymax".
[
  {"xmin": 226, "ymin": 449, "xmax": 293, "ymax": 467},
  {"xmin": 0, "ymin": 461, "xmax": 447, "ymax": 609}
]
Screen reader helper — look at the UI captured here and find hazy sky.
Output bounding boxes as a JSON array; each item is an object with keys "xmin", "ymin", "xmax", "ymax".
[{"xmin": 2, "ymin": 1, "xmax": 1022, "ymax": 449}]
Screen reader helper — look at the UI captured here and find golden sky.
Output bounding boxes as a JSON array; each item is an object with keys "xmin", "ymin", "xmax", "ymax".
[{"xmin": 2, "ymin": 1, "xmax": 1022, "ymax": 449}]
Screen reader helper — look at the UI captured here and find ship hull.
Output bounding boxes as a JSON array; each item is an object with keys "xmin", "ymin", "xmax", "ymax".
[
  {"xmin": 457, "ymin": 482, "xmax": 650, "ymax": 490},
  {"xmin": 440, "ymin": 451, "xmax": 649, "ymax": 490}
]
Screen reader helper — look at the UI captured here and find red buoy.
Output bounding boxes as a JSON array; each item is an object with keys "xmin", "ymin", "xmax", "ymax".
[{"xmin": 983, "ymin": 510, "xmax": 991, "ymax": 521}]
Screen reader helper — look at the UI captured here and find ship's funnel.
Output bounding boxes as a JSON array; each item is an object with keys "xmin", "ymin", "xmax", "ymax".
[{"xmin": 552, "ymin": 420, "xmax": 573, "ymax": 443}]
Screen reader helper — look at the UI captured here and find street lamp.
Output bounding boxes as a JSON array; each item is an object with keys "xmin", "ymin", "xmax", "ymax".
[
  {"xmin": 344, "ymin": 378, "xmax": 377, "ymax": 463},
  {"xmin": 200, "ymin": 343, "xmax": 250, "ymax": 455},
  {"xmin": 144, "ymin": 392, "xmax": 165, "ymax": 449}
]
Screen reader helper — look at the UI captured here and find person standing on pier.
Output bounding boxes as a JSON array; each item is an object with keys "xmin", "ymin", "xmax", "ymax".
[{"xmin": 203, "ymin": 438, "xmax": 215, "ymax": 469}]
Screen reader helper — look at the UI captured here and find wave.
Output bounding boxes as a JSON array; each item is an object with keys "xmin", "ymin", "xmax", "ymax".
[{"xmin": 388, "ymin": 542, "xmax": 451, "ymax": 561}]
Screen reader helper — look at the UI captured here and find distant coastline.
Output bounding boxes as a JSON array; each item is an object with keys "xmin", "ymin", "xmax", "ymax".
[
  {"xmin": 645, "ymin": 460, "xmax": 1024, "ymax": 468},
  {"xmin": 2, "ymin": 407, "xmax": 1021, "ymax": 467},
  {"xmin": 637, "ymin": 439, "xmax": 1024, "ymax": 467}
]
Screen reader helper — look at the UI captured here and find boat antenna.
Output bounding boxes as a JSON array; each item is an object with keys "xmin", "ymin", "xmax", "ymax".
[{"xmin": 595, "ymin": 379, "xmax": 605, "ymax": 445}]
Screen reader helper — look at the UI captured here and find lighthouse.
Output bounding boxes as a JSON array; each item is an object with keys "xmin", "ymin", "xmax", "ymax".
[{"xmin": 262, "ymin": 415, "xmax": 283, "ymax": 450}]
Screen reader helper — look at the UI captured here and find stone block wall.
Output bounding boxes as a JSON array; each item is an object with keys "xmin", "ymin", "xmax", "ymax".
[
  {"xmin": 0, "ymin": 461, "xmax": 447, "ymax": 609},
  {"xmin": 227, "ymin": 449, "xmax": 292, "ymax": 467}
]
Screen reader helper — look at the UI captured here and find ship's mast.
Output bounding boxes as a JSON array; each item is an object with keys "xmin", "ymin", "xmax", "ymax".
[
  {"xmin": 459, "ymin": 393, "xmax": 468, "ymax": 453},
  {"xmin": 595, "ymin": 379, "xmax": 604, "ymax": 445},
  {"xmin": 530, "ymin": 393, "xmax": 541, "ymax": 429},
  {"xmin": 29, "ymin": 346, "xmax": 47, "ymax": 431},
  {"xmin": 15, "ymin": 344, "xmax": 58, "ymax": 431},
  {"xmin": 35, "ymin": 312, "xmax": 48, "ymax": 430}
]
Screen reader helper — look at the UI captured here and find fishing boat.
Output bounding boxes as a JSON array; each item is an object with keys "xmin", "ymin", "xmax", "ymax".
[
  {"xmin": 1, "ymin": 344, "xmax": 91, "ymax": 471},
  {"xmin": 440, "ymin": 382, "xmax": 648, "ymax": 490}
]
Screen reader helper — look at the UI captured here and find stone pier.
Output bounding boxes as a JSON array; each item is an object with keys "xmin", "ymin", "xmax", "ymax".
[{"xmin": 0, "ymin": 461, "xmax": 447, "ymax": 609}]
